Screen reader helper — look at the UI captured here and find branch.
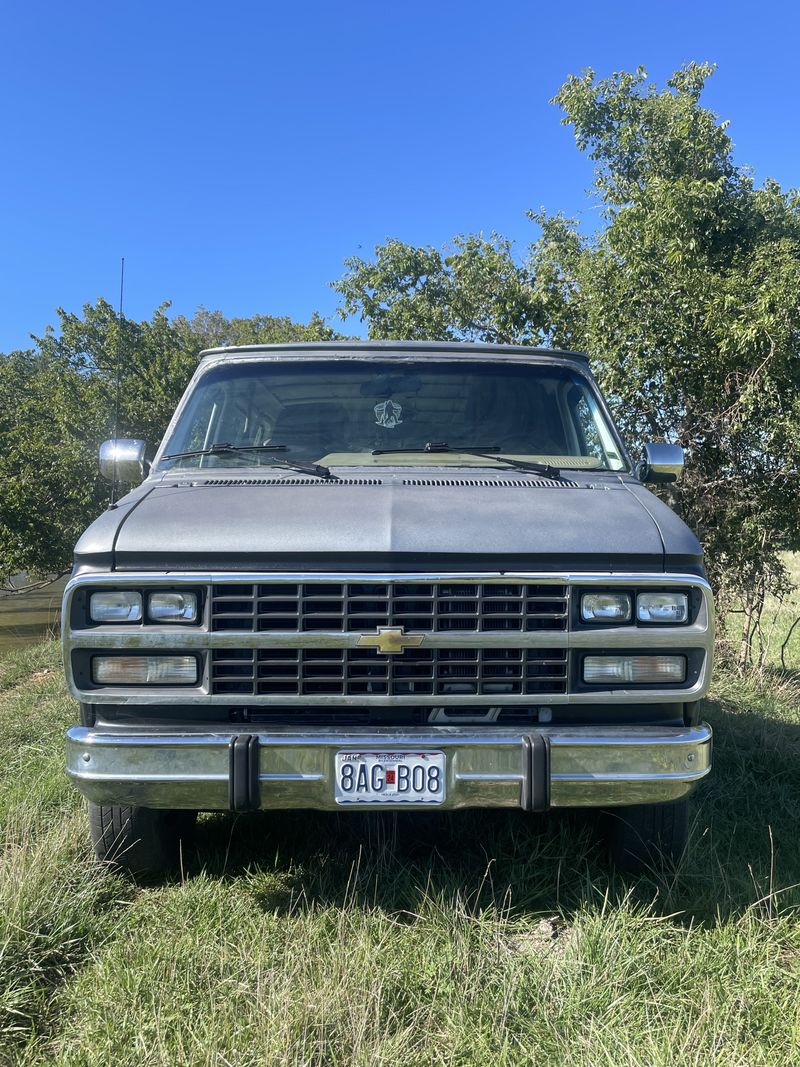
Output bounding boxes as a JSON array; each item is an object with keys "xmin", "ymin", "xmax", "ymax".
[
  {"xmin": 0, "ymin": 571, "xmax": 69, "ymax": 596},
  {"xmin": 780, "ymin": 616, "xmax": 800, "ymax": 671},
  {"xmin": 719, "ymin": 337, "xmax": 777, "ymax": 421}
]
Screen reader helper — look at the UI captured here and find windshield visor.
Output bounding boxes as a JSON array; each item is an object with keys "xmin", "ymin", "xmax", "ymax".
[{"xmin": 158, "ymin": 359, "xmax": 628, "ymax": 472}]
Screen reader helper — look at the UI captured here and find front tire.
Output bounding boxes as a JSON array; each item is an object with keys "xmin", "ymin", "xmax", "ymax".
[
  {"xmin": 88, "ymin": 803, "xmax": 196, "ymax": 876},
  {"xmin": 607, "ymin": 799, "xmax": 689, "ymax": 873}
]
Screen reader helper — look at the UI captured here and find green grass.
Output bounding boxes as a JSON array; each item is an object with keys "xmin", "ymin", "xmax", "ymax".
[{"xmin": 1, "ymin": 641, "xmax": 799, "ymax": 1065}]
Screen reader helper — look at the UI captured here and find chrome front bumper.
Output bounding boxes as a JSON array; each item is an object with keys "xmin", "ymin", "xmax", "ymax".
[{"xmin": 66, "ymin": 723, "xmax": 712, "ymax": 811}]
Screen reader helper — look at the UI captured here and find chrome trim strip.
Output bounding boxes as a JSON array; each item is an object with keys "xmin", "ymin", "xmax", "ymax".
[
  {"xmin": 68, "ymin": 629, "xmax": 573, "ymax": 650},
  {"xmin": 60, "ymin": 682, "xmax": 711, "ymax": 706},
  {"xmin": 63, "ymin": 571, "xmax": 714, "ymax": 706},
  {"xmin": 67, "ymin": 771, "xmax": 229, "ymax": 783},
  {"xmin": 67, "ymin": 723, "xmax": 710, "ymax": 745},
  {"xmin": 65, "ymin": 722, "xmax": 712, "ymax": 810},
  {"xmin": 551, "ymin": 769, "xmax": 709, "ymax": 782},
  {"xmin": 260, "ymin": 773, "xmax": 326, "ymax": 782},
  {"xmin": 65, "ymin": 570, "xmax": 711, "ymax": 588},
  {"xmin": 65, "ymin": 625, "xmax": 711, "ymax": 651},
  {"xmin": 455, "ymin": 772, "xmax": 525, "ymax": 782},
  {"xmin": 64, "ymin": 693, "xmax": 708, "ymax": 706}
]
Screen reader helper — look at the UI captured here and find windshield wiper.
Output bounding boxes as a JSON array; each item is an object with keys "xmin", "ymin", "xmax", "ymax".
[
  {"xmin": 370, "ymin": 442, "xmax": 562, "ymax": 478},
  {"xmin": 264, "ymin": 458, "xmax": 333, "ymax": 479},
  {"xmin": 160, "ymin": 443, "xmax": 289, "ymax": 461},
  {"xmin": 160, "ymin": 443, "xmax": 332, "ymax": 480}
]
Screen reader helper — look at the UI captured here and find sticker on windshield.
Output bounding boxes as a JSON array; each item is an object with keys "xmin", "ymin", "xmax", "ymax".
[{"xmin": 374, "ymin": 399, "xmax": 403, "ymax": 429}]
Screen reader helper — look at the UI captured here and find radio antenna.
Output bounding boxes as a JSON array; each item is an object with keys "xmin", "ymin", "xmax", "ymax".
[{"xmin": 110, "ymin": 257, "xmax": 125, "ymax": 505}]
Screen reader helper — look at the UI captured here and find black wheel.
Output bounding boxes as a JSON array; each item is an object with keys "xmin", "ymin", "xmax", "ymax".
[
  {"xmin": 607, "ymin": 799, "xmax": 689, "ymax": 873},
  {"xmin": 88, "ymin": 802, "xmax": 197, "ymax": 876}
]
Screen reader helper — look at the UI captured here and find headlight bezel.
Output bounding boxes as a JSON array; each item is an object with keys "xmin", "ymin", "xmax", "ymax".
[
  {"xmin": 84, "ymin": 587, "xmax": 203, "ymax": 627},
  {"xmin": 576, "ymin": 587, "xmax": 693, "ymax": 627}
]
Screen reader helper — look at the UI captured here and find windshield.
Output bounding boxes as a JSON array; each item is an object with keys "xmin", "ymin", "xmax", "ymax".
[{"xmin": 158, "ymin": 359, "xmax": 628, "ymax": 472}]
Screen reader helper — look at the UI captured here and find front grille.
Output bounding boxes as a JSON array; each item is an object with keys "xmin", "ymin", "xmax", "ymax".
[
  {"xmin": 211, "ymin": 582, "xmax": 569, "ymax": 633},
  {"xmin": 210, "ymin": 647, "xmax": 568, "ymax": 698}
]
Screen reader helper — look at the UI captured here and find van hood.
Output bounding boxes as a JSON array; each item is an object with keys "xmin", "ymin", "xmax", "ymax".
[{"xmin": 73, "ymin": 471, "xmax": 703, "ymax": 574}]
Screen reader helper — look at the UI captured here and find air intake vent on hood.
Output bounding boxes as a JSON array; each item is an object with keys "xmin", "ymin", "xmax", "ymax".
[
  {"xmin": 198, "ymin": 477, "xmax": 385, "ymax": 486},
  {"xmin": 401, "ymin": 477, "xmax": 579, "ymax": 488},
  {"xmin": 190, "ymin": 476, "xmax": 580, "ymax": 488}
]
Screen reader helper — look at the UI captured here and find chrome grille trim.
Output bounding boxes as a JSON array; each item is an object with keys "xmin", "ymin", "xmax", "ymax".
[{"xmin": 66, "ymin": 628, "xmax": 712, "ymax": 651}]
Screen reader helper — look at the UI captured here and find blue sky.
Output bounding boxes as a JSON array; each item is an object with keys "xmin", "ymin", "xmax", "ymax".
[{"xmin": 2, "ymin": 0, "xmax": 799, "ymax": 352}]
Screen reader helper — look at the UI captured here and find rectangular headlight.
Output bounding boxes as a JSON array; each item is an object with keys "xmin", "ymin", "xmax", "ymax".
[
  {"xmin": 581, "ymin": 592, "xmax": 631, "ymax": 622},
  {"xmin": 90, "ymin": 591, "xmax": 143, "ymax": 623},
  {"xmin": 637, "ymin": 592, "xmax": 689, "ymax": 623},
  {"xmin": 92, "ymin": 655, "xmax": 198, "ymax": 685},
  {"xmin": 148, "ymin": 591, "xmax": 198, "ymax": 622},
  {"xmin": 583, "ymin": 655, "xmax": 686, "ymax": 684}
]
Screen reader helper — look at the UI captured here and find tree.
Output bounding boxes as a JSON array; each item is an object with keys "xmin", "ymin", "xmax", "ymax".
[
  {"xmin": 333, "ymin": 63, "xmax": 800, "ymax": 661},
  {"xmin": 547, "ymin": 64, "xmax": 800, "ymax": 659},
  {"xmin": 34, "ymin": 300, "xmax": 200, "ymax": 447},
  {"xmin": 0, "ymin": 349, "xmax": 107, "ymax": 582},
  {"xmin": 0, "ymin": 303, "xmax": 342, "ymax": 585},
  {"xmin": 334, "ymin": 234, "xmax": 547, "ymax": 343},
  {"xmin": 172, "ymin": 308, "xmax": 340, "ymax": 350}
]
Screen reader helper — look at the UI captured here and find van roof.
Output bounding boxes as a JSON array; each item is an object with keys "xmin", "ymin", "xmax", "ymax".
[{"xmin": 198, "ymin": 340, "xmax": 591, "ymax": 364}]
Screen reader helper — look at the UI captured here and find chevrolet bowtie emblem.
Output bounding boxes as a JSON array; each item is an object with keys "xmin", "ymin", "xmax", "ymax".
[{"xmin": 356, "ymin": 626, "xmax": 425, "ymax": 655}]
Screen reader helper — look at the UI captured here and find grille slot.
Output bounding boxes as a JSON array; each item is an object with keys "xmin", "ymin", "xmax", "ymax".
[
  {"xmin": 199, "ymin": 478, "xmax": 385, "ymax": 486},
  {"xmin": 210, "ymin": 647, "xmax": 568, "ymax": 698},
  {"xmin": 211, "ymin": 582, "xmax": 569, "ymax": 633}
]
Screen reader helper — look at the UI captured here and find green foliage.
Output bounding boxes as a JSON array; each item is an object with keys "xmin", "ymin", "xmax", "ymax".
[
  {"xmin": 0, "ymin": 304, "xmax": 341, "ymax": 583},
  {"xmin": 0, "ymin": 350, "xmax": 107, "ymax": 581},
  {"xmin": 35, "ymin": 300, "xmax": 197, "ymax": 446},
  {"xmin": 548, "ymin": 64, "xmax": 800, "ymax": 614},
  {"xmin": 334, "ymin": 234, "xmax": 547, "ymax": 343},
  {"xmin": 172, "ymin": 306, "xmax": 340, "ymax": 349},
  {"xmin": 334, "ymin": 63, "xmax": 800, "ymax": 620}
]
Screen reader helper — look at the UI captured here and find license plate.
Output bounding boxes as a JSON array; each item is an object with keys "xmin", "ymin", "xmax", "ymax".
[{"xmin": 334, "ymin": 750, "xmax": 446, "ymax": 805}]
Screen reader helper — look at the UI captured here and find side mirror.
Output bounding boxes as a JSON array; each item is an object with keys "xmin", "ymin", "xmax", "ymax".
[
  {"xmin": 99, "ymin": 439, "xmax": 147, "ymax": 484},
  {"xmin": 638, "ymin": 442, "xmax": 684, "ymax": 484}
]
